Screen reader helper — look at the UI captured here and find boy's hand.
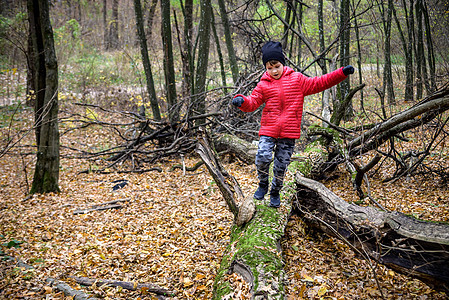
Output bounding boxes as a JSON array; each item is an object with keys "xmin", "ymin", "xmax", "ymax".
[
  {"xmin": 343, "ymin": 65, "xmax": 354, "ymax": 75},
  {"xmin": 232, "ymin": 96, "xmax": 244, "ymax": 107}
]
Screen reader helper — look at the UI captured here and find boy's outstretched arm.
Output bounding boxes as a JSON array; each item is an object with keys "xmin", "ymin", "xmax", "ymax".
[
  {"xmin": 232, "ymin": 83, "xmax": 265, "ymax": 112},
  {"xmin": 301, "ymin": 65, "xmax": 354, "ymax": 96}
]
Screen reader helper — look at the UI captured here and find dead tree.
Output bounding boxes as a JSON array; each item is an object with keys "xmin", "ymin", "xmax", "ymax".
[
  {"xmin": 294, "ymin": 175, "xmax": 449, "ymax": 292},
  {"xmin": 196, "ymin": 134, "xmax": 296, "ymax": 299}
]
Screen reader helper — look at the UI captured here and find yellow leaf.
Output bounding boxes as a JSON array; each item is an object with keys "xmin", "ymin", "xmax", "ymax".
[
  {"xmin": 194, "ymin": 273, "xmax": 206, "ymax": 280},
  {"xmin": 317, "ymin": 284, "xmax": 327, "ymax": 297},
  {"xmin": 183, "ymin": 278, "xmax": 194, "ymax": 288},
  {"xmin": 86, "ymin": 108, "xmax": 98, "ymax": 120},
  {"xmin": 303, "ymin": 275, "xmax": 314, "ymax": 282}
]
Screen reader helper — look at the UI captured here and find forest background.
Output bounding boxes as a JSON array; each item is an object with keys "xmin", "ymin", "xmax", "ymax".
[{"xmin": 0, "ymin": 0, "xmax": 448, "ymax": 299}]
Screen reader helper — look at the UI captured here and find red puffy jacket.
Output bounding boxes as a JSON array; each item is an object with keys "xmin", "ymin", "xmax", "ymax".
[{"xmin": 235, "ymin": 66, "xmax": 347, "ymax": 139}]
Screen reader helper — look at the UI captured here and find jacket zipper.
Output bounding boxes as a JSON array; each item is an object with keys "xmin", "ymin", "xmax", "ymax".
[{"xmin": 277, "ymin": 78, "xmax": 285, "ymax": 138}]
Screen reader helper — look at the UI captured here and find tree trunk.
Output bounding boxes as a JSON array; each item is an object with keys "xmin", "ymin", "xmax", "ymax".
[
  {"xmin": 422, "ymin": 1, "xmax": 436, "ymax": 92},
  {"xmin": 406, "ymin": 0, "xmax": 415, "ymax": 102},
  {"xmin": 193, "ymin": 0, "xmax": 211, "ymax": 125},
  {"xmin": 294, "ymin": 175, "xmax": 449, "ymax": 293},
  {"xmin": 26, "ymin": 22, "xmax": 36, "ymax": 107},
  {"xmin": 133, "ymin": 0, "xmax": 161, "ymax": 120},
  {"xmin": 160, "ymin": 0, "xmax": 178, "ymax": 124},
  {"xmin": 181, "ymin": 0, "xmax": 193, "ymax": 99},
  {"xmin": 415, "ymin": 0, "xmax": 425, "ymax": 99},
  {"xmin": 210, "ymin": 11, "xmax": 227, "ymax": 92},
  {"xmin": 282, "ymin": 0, "xmax": 292, "ymax": 51},
  {"xmin": 353, "ymin": 0, "xmax": 364, "ymax": 108},
  {"xmin": 144, "ymin": 0, "xmax": 158, "ymax": 39},
  {"xmin": 395, "ymin": 0, "xmax": 414, "ymax": 102},
  {"xmin": 318, "ymin": 0, "xmax": 332, "ymax": 125},
  {"xmin": 27, "ymin": 0, "xmax": 60, "ymax": 194},
  {"xmin": 339, "ymin": 0, "xmax": 353, "ymax": 120},
  {"xmin": 217, "ymin": 0, "xmax": 239, "ymax": 85},
  {"xmin": 382, "ymin": 0, "xmax": 395, "ymax": 105},
  {"xmin": 296, "ymin": 1, "xmax": 303, "ymax": 65},
  {"xmin": 107, "ymin": 0, "xmax": 119, "ymax": 50},
  {"xmin": 103, "ymin": 0, "xmax": 108, "ymax": 49}
]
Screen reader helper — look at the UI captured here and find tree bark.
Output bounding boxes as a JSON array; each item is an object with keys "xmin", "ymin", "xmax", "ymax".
[
  {"xmin": 160, "ymin": 0, "xmax": 178, "ymax": 124},
  {"xmin": 422, "ymin": 1, "xmax": 436, "ymax": 92},
  {"xmin": 415, "ymin": 0, "xmax": 425, "ymax": 99},
  {"xmin": 217, "ymin": 0, "xmax": 239, "ymax": 85},
  {"xmin": 181, "ymin": 0, "xmax": 193, "ymax": 99},
  {"xmin": 210, "ymin": 11, "xmax": 227, "ymax": 91},
  {"xmin": 107, "ymin": 0, "xmax": 119, "ymax": 50},
  {"xmin": 339, "ymin": 0, "xmax": 353, "ymax": 120},
  {"xmin": 394, "ymin": 0, "xmax": 414, "ymax": 102},
  {"xmin": 294, "ymin": 175, "xmax": 449, "ymax": 292},
  {"xmin": 103, "ymin": 0, "xmax": 108, "ymax": 49},
  {"xmin": 27, "ymin": 0, "xmax": 60, "ymax": 194},
  {"xmin": 213, "ymin": 134, "xmax": 258, "ymax": 165},
  {"xmin": 193, "ymin": 0, "xmax": 212, "ymax": 125},
  {"xmin": 381, "ymin": 0, "xmax": 395, "ymax": 104},
  {"xmin": 133, "ymin": 0, "xmax": 161, "ymax": 120}
]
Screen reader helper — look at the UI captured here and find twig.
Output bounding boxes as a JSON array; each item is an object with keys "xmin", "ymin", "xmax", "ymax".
[
  {"xmin": 69, "ymin": 276, "xmax": 176, "ymax": 296},
  {"xmin": 73, "ymin": 198, "xmax": 131, "ymax": 215}
]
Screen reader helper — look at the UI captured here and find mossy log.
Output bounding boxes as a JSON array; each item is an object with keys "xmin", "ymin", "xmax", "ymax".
[
  {"xmin": 212, "ymin": 192, "xmax": 295, "ymax": 299},
  {"xmin": 294, "ymin": 174, "xmax": 449, "ymax": 293},
  {"xmin": 197, "ymin": 133, "xmax": 296, "ymax": 299}
]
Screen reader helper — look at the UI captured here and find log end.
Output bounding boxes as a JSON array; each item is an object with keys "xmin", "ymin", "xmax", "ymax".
[{"xmin": 236, "ymin": 195, "xmax": 256, "ymax": 226}]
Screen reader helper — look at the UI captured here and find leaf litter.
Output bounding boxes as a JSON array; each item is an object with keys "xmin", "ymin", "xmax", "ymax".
[{"xmin": 0, "ymin": 106, "xmax": 447, "ymax": 299}]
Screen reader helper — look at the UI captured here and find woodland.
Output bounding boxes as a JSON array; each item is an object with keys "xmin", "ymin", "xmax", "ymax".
[{"xmin": 0, "ymin": 0, "xmax": 449, "ymax": 299}]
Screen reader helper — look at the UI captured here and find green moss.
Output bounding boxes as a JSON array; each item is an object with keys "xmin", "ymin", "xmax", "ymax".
[{"xmin": 213, "ymin": 204, "xmax": 286, "ymax": 299}]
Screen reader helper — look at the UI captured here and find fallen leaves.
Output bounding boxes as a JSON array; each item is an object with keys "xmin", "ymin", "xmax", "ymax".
[{"xmin": 1, "ymin": 106, "xmax": 447, "ymax": 299}]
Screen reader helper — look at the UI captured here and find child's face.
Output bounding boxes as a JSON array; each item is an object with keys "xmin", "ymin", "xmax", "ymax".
[{"xmin": 265, "ymin": 61, "xmax": 284, "ymax": 80}]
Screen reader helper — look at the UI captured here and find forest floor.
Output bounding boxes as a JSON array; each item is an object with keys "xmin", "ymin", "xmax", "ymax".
[{"xmin": 0, "ymin": 102, "xmax": 448, "ymax": 300}]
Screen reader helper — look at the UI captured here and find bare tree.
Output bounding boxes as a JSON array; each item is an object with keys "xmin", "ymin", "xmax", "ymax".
[
  {"xmin": 192, "ymin": 0, "xmax": 212, "ymax": 124},
  {"xmin": 27, "ymin": 0, "xmax": 60, "ymax": 194},
  {"xmin": 160, "ymin": 0, "xmax": 178, "ymax": 123},
  {"xmin": 133, "ymin": 0, "xmax": 161, "ymax": 120},
  {"xmin": 217, "ymin": 0, "xmax": 239, "ymax": 85}
]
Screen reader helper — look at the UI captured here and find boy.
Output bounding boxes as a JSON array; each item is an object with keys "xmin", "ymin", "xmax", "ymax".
[{"xmin": 232, "ymin": 41, "xmax": 354, "ymax": 208}]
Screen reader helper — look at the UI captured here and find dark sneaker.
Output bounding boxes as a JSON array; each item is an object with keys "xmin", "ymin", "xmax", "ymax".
[
  {"xmin": 254, "ymin": 184, "xmax": 268, "ymax": 200},
  {"xmin": 269, "ymin": 190, "xmax": 280, "ymax": 207}
]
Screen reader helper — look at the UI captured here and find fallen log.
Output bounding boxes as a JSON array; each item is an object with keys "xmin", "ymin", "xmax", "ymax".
[
  {"xmin": 68, "ymin": 276, "xmax": 176, "ymax": 297},
  {"xmin": 46, "ymin": 278, "xmax": 98, "ymax": 300},
  {"xmin": 294, "ymin": 174, "xmax": 449, "ymax": 293},
  {"xmin": 213, "ymin": 133, "xmax": 258, "ymax": 164},
  {"xmin": 196, "ymin": 133, "xmax": 296, "ymax": 299}
]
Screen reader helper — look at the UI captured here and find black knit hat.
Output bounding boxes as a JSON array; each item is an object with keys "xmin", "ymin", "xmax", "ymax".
[{"xmin": 262, "ymin": 41, "xmax": 285, "ymax": 66}]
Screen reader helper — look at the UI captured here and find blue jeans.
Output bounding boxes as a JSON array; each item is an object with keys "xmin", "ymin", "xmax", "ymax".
[{"xmin": 255, "ymin": 136, "xmax": 295, "ymax": 194}]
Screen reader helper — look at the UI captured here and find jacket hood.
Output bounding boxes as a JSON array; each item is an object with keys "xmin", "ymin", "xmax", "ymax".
[{"xmin": 261, "ymin": 66, "xmax": 295, "ymax": 82}]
